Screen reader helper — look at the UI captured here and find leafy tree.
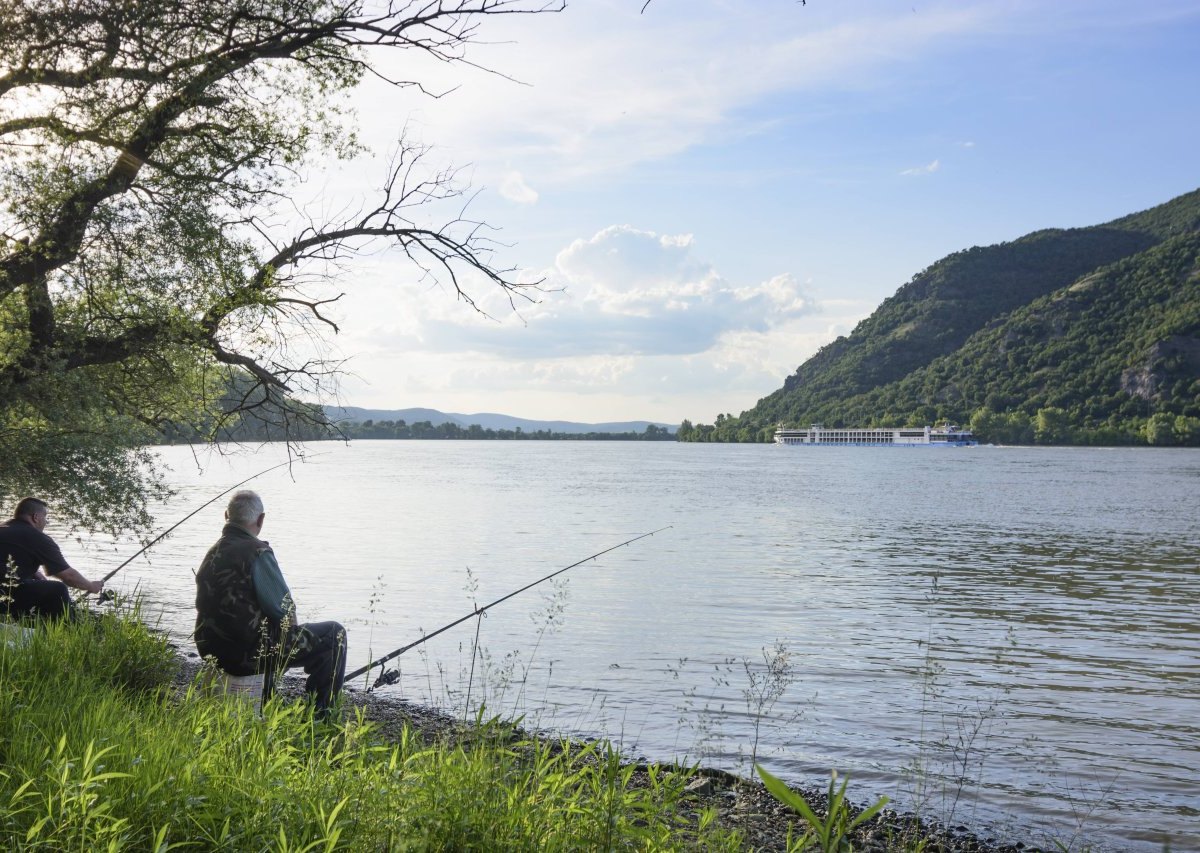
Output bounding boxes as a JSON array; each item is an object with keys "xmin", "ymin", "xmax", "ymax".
[
  {"xmin": 0, "ymin": 0, "xmax": 558, "ymax": 530},
  {"xmin": 1173, "ymin": 415, "xmax": 1200, "ymax": 444},
  {"xmin": 1144, "ymin": 413, "xmax": 1178, "ymax": 446},
  {"xmin": 1034, "ymin": 407, "xmax": 1071, "ymax": 445}
]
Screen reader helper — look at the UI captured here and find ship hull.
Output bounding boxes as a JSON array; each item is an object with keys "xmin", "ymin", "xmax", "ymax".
[{"xmin": 773, "ymin": 425, "xmax": 977, "ymax": 446}]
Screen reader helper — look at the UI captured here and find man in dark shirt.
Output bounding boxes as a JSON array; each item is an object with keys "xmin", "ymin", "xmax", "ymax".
[
  {"xmin": 0, "ymin": 497, "xmax": 105, "ymax": 620},
  {"xmin": 194, "ymin": 490, "xmax": 347, "ymax": 715}
]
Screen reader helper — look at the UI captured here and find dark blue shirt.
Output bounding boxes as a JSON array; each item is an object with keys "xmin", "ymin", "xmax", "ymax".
[{"xmin": 0, "ymin": 518, "xmax": 71, "ymax": 582}]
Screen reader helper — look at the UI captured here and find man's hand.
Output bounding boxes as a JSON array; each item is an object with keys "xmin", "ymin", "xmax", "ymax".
[{"xmin": 55, "ymin": 567, "xmax": 104, "ymax": 595}]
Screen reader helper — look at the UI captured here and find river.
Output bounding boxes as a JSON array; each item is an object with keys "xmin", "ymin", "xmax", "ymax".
[{"xmin": 79, "ymin": 441, "xmax": 1199, "ymax": 852}]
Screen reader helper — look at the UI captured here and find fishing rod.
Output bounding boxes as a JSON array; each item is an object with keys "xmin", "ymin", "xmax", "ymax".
[
  {"xmin": 100, "ymin": 453, "xmax": 326, "ymax": 584},
  {"xmin": 348, "ymin": 525, "xmax": 672, "ymax": 687}
]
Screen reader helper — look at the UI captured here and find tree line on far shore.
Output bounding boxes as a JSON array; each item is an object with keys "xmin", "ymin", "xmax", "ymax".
[
  {"xmin": 330, "ymin": 419, "xmax": 676, "ymax": 441},
  {"xmin": 159, "ymin": 411, "xmax": 677, "ymax": 443}
]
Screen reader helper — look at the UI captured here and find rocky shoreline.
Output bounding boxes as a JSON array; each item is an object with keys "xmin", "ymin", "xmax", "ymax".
[{"xmin": 173, "ymin": 649, "xmax": 1043, "ymax": 852}]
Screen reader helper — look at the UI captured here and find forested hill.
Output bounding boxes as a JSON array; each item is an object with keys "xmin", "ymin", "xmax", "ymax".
[{"xmin": 681, "ymin": 188, "xmax": 1200, "ymax": 445}]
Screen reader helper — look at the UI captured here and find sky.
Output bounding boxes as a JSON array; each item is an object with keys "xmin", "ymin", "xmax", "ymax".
[{"xmin": 302, "ymin": 0, "xmax": 1200, "ymax": 425}]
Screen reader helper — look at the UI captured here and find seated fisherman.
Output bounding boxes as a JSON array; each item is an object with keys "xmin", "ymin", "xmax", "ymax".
[
  {"xmin": 0, "ymin": 497, "xmax": 105, "ymax": 620},
  {"xmin": 194, "ymin": 490, "xmax": 347, "ymax": 715}
]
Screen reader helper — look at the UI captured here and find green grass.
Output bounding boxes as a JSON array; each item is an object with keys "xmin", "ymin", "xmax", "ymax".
[{"xmin": 0, "ymin": 606, "xmax": 743, "ymax": 851}]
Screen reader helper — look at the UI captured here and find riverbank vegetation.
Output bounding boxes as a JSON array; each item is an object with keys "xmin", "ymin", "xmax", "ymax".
[
  {"xmin": 0, "ymin": 608, "xmax": 751, "ymax": 850},
  {"xmin": 682, "ymin": 189, "xmax": 1200, "ymax": 446},
  {"xmin": 4, "ymin": 605, "xmax": 1124, "ymax": 851}
]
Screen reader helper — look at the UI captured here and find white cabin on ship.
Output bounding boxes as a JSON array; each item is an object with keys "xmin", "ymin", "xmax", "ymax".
[{"xmin": 773, "ymin": 423, "xmax": 977, "ymax": 446}]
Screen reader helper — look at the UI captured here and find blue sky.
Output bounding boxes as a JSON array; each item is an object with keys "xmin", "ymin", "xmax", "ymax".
[{"xmin": 316, "ymin": 0, "xmax": 1199, "ymax": 425}]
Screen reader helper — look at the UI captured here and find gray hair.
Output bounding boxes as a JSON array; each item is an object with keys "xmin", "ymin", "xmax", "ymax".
[{"xmin": 226, "ymin": 490, "xmax": 264, "ymax": 527}]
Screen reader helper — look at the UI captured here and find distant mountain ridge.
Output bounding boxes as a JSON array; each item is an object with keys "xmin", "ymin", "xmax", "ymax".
[
  {"xmin": 324, "ymin": 406, "xmax": 676, "ymax": 435},
  {"xmin": 681, "ymin": 188, "xmax": 1200, "ymax": 445}
]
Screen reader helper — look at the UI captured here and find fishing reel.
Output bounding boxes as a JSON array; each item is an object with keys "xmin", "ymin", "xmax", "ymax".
[{"xmin": 371, "ymin": 666, "xmax": 401, "ymax": 691}]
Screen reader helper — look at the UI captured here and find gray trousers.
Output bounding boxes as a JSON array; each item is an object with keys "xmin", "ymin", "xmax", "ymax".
[{"xmin": 263, "ymin": 620, "xmax": 347, "ymax": 712}]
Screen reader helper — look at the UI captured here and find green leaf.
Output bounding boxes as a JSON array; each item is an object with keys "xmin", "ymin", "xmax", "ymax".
[
  {"xmin": 846, "ymin": 794, "xmax": 889, "ymax": 831},
  {"xmin": 756, "ymin": 765, "xmax": 822, "ymax": 827}
]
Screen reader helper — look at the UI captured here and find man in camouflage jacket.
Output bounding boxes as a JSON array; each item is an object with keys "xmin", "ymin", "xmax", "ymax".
[{"xmin": 194, "ymin": 489, "xmax": 346, "ymax": 713}]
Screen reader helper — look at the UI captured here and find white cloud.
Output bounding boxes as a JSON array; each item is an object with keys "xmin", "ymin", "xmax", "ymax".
[
  {"xmin": 555, "ymin": 226, "xmax": 701, "ymax": 293},
  {"xmin": 499, "ymin": 170, "xmax": 539, "ymax": 204},
  {"xmin": 901, "ymin": 159, "xmax": 940, "ymax": 176},
  {"xmin": 347, "ymin": 225, "xmax": 815, "ymax": 360}
]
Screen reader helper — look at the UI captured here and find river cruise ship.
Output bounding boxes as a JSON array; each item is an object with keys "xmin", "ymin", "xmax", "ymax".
[{"xmin": 773, "ymin": 424, "xmax": 977, "ymax": 446}]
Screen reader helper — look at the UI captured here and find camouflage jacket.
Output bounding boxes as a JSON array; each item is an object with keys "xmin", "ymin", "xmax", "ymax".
[{"xmin": 194, "ymin": 524, "xmax": 293, "ymax": 675}]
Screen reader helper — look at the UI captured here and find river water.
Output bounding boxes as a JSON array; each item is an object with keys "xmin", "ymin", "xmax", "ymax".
[{"xmin": 80, "ymin": 441, "xmax": 1199, "ymax": 851}]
